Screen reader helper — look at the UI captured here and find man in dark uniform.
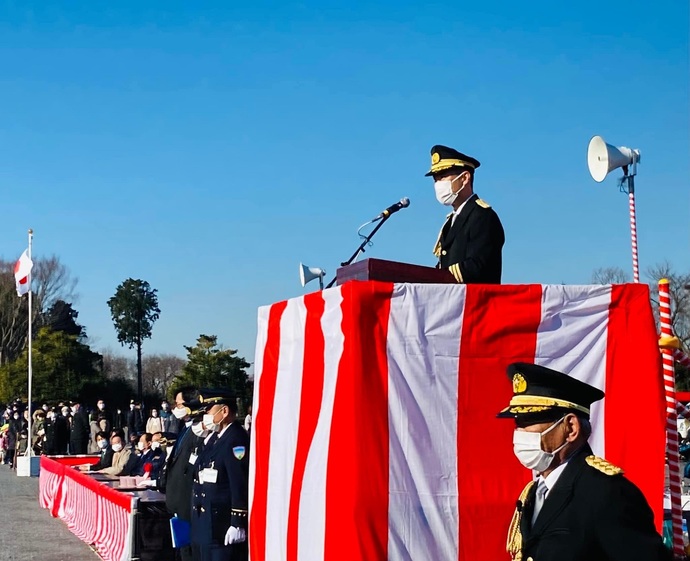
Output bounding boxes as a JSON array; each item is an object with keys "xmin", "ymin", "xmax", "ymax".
[
  {"xmin": 497, "ymin": 362, "xmax": 670, "ymax": 561},
  {"xmin": 69, "ymin": 401, "xmax": 90, "ymax": 455},
  {"xmin": 159, "ymin": 387, "xmax": 204, "ymax": 561},
  {"xmin": 191, "ymin": 389, "xmax": 249, "ymax": 561},
  {"xmin": 426, "ymin": 145, "xmax": 505, "ymax": 283}
]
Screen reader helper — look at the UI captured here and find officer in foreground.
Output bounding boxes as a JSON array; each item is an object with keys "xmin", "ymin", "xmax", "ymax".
[
  {"xmin": 426, "ymin": 144, "xmax": 505, "ymax": 283},
  {"xmin": 190, "ymin": 389, "xmax": 249, "ymax": 561},
  {"xmin": 498, "ymin": 362, "xmax": 670, "ymax": 561}
]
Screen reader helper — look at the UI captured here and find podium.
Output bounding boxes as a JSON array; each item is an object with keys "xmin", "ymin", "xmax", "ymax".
[{"xmin": 336, "ymin": 258, "xmax": 455, "ymax": 285}]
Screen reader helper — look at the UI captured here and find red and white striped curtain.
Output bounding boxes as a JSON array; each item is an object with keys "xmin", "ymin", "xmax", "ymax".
[
  {"xmin": 249, "ymin": 281, "xmax": 665, "ymax": 561},
  {"xmin": 39, "ymin": 457, "xmax": 134, "ymax": 561}
]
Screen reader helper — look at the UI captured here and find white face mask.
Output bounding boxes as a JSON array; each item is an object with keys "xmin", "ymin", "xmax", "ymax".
[
  {"xmin": 151, "ymin": 441, "xmax": 161, "ymax": 450},
  {"xmin": 137, "ymin": 441, "xmax": 146, "ymax": 451},
  {"xmin": 152, "ymin": 412, "xmax": 158, "ymax": 418},
  {"xmin": 97, "ymin": 403, "xmax": 105, "ymax": 410},
  {"xmin": 112, "ymin": 443, "xmax": 123, "ymax": 452},
  {"xmin": 97, "ymin": 440, "xmax": 107, "ymax": 449},
  {"xmin": 191, "ymin": 422, "xmax": 209, "ymax": 438},
  {"xmin": 203, "ymin": 411, "xmax": 221, "ymax": 433},
  {"xmin": 434, "ymin": 175, "xmax": 464, "ymax": 206},
  {"xmin": 172, "ymin": 406, "xmax": 188, "ymax": 419},
  {"xmin": 513, "ymin": 416, "xmax": 568, "ymax": 473}
]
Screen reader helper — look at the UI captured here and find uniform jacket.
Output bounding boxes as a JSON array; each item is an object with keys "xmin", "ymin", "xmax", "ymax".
[
  {"xmin": 512, "ymin": 444, "xmax": 670, "ymax": 561},
  {"xmin": 191, "ymin": 422, "xmax": 250, "ymax": 545},
  {"xmin": 162, "ymin": 426, "xmax": 203, "ymax": 520},
  {"xmin": 435, "ymin": 193, "xmax": 505, "ymax": 284}
]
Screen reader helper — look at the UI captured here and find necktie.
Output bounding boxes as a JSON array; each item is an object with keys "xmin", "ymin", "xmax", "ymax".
[{"xmin": 531, "ymin": 479, "xmax": 548, "ymax": 526}]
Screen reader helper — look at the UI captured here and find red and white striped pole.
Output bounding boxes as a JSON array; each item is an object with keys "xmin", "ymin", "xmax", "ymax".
[
  {"xmin": 629, "ymin": 190, "xmax": 640, "ymax": 283},
  {"xmin": 659, "ymin": 278, "xmax": 685, "ymax": 558}
]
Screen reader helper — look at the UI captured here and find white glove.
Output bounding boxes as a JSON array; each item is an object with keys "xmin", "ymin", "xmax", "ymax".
[{"xmin": 224, "ymin": 526, "xmax": 247, "ymax": 545}]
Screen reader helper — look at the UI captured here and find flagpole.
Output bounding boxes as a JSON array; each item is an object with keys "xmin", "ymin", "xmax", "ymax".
[{"xmin": 27, "ymin": 228, "xmax": 33, "ymax": 458}]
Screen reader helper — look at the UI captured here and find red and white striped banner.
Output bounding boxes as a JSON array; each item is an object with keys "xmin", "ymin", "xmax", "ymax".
[
  {"xmin": 249, "ymin": 281, "xmax": 666, "ymax": 561},
  {"xmin": 39, "ymin": 457, "xmax": 134, "ymax": 561}
]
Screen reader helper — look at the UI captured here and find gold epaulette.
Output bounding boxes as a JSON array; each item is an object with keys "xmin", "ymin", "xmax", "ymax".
[
  {"xmin": 585, "ymin": 455, "xmax": 623, "ymax": 476},
  {"xmin": 475, "ymin": 198, "xmax": 491, "ymax": 208},
  {"xmin": 507, "ymin": 480, "xmax": 535, "ymax": 561}
]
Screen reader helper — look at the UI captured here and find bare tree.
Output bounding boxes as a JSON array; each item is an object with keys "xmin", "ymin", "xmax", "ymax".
[
  {"xmin": 591, "ymin": 266, "xmax": 631, "ymax": 284},
  {"xmin": 0, "ymin": 256, "xmax": 78, "ymax": 364},
  {"xmin": 142, "ymin": 354, "xmax": 186, "ymax": 397},
  {"xmin": 100, "ymin": 350, "xmax": 136, "ymax": 382}
]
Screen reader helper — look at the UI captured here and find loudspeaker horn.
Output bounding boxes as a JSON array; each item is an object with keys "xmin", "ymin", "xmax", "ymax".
[
  {"xmin": 587, "ymin": 135, "xmax": 641, "ymax": 183},
  {"xmin": 299, "ymin": 263, "xmax": 326, "ymax": 290}
]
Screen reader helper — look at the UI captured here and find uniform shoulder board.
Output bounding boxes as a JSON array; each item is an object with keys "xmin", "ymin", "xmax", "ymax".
[
  {"xmin": 586, "ymin": 455, "xmax": 623, "ymax": 476},
  {"xmin": 475, "ymin": 198, "xmax": 491, "ymax": 208}
]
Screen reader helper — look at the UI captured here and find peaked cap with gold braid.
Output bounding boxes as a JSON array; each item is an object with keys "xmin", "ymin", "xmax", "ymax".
[
  {"xmin": 425, "ymin": 145, "xmax": 481, "ymax": 177},
  {"xmin": 497, "ymin": 362, "xmax": 604, "ymax": 424}
]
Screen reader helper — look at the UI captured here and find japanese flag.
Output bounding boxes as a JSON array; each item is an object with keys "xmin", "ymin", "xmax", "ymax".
[{"xmin": 14, "ymin": 249, "xmax": 33, "ymax": 296}]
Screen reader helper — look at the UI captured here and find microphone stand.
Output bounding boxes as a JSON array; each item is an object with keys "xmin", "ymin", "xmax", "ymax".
[{"xmin": 325, "ymin": 214, "xmax": 390, "ymax": 289}]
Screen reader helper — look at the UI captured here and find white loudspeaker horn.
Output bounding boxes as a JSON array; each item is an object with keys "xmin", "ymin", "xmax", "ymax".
[
  {"xmin": 587, "ymin": 135, "xmax": 641, "ymax": 183},
  {"xmin": 299, "ymin": 263, "xmax": 326, "ymax": 290}
]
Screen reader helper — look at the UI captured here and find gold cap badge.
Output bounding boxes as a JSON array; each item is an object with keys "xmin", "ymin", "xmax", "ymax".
[
  {"xmin": 512, "ymin": 373, "xmax": 527, "ymax": 394},
  {"xmin": 431, "ymin": 152, "xmax": 440, "ymax": 165}
]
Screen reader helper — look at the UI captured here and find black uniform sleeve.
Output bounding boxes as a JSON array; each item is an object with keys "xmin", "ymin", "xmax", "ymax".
[
  {"xmin": 454, "ymin": 209, "xmax": 504, "ymax": 284},
  {"xmin": 225, "ymin": 431, "xmax": 250, "ymax": 529},
  {"xmin": 594, "ymin": 476, "xmax": 672, "ymax": 561}
]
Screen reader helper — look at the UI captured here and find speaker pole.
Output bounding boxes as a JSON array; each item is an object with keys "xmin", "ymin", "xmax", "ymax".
[
  {"xmin": 627, "ymin": 176, "xmax": 639, "ymax": 283},
  {"xmin": 618, "ymin": 152, "xmax": 640, "ymax": 283}
]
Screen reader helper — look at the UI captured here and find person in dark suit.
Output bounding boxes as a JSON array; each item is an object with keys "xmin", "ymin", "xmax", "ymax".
[
  {"xmin": 498, "ymin": 362, "xmax": 670, "ymax": 561},
  {"xmin": 81, "ymin": 431, "xmax": 113, "ymax": 471},
  {"xmin": 159, "ymin": 387, "xmax": 205, "ymax": 561},
  {"xmin": 53, "ymin": 407, "xmax": 70, "ymax": 455},
  {"xmin": 191, "ymin": 389, "xmax": 249, "ymax": 561},
  {"xmin": 69, "ymin": 402, "xmax": 90, "ymax": 455},
  {"xmin": 426, "ymin": 145, "xmax": 505, "ymax": 284},
  {"xmin": 127, "ymin": 400, "xmax": 146, "ymax": 437}
]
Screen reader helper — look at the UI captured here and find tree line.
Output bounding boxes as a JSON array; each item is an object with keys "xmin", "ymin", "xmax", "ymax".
[{"xmin": 0, "ymin": 257, "xmax": 251, "ymax": 409}]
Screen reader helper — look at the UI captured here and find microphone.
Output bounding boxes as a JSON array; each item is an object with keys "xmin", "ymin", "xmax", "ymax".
[{"xmin": 373, "ymin": 197, "xmax": 410, "ymax": 221}]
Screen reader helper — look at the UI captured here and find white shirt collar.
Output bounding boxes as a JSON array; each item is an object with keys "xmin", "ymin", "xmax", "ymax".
[
  {"xmin": 450, "ymin": 194, "xmax": 475, "ymax": 224},
  {"xmin": 535, "ymin": 459, "xmax": 570, "ymax": 496}
]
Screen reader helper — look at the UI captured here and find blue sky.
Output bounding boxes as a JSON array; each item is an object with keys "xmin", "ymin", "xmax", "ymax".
[{"xmin": 0, "ymin": 0, "xmax": 687, "ymax": 366}]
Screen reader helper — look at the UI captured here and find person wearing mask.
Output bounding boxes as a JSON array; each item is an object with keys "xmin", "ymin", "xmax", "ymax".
[
  {"xmin": 159, "ymin": 401, "xmax": 175, "ymax": 434},
  {"xmin": 54, "ymin": 407, "xmax": 70, "ymax": 455},
  {"xmin": 191, "ymin": 389, "xmax": 250, "ymax": 561},
  {"xmin": 499, "ymin": 362, "xmax": 670, "ymax": 561},
  {"xmin": 5, "ymin": 410, "xmax": 21, "ymax": 467},
  {"xmin": 31, "ymin": 409, "xmax": 46, "ymax": 455},
  {"xmin": 426, "ymin": 145, "xmax": 505, "ymax": 284},
  {"xmin": 97, "ymin": 434, "xmax": 132, "ymax": 476},
  {"xmin": 127, "ymin": 401, "xmax": 146, "ymax": 436},
  {"xmin": 159, "ymin": 387, "xmax": 202, "ymax": 561},
  {"xmin": 69, "ymin": 402, "xmax": 90, "ymax": 455},
  {"xmin": 129, "ymin": 433, "xmax": 164, "ymax": 480},
  {"xmin": 95, "ymin": 399, "xmax": 113, "ymax": 428},
  {"xmin": 43, "ymin": 409, "xmax": 57, "ymax": 455},
  {"xmin": 80, "ymin": 431, "xmax": 113, "ymax": 471},
  {"xmin": 146, "ymin": 408, "xmax": 164, "ymax": 435}
]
